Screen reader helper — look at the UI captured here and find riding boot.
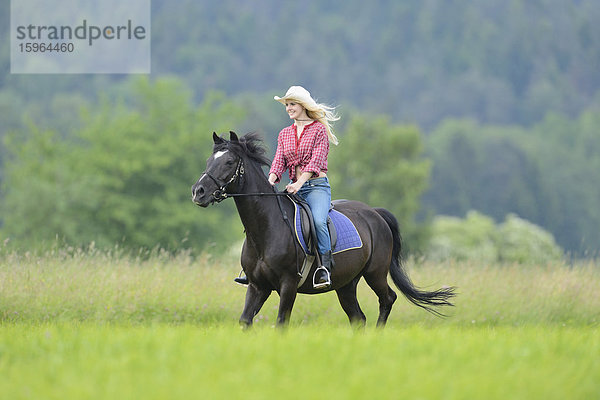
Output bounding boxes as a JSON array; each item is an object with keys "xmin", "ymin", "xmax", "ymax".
[
  {"xmin": 234, "ymin": 271, "xmax": 249, "ymax": 286},
  {"xmin": 313, "ymin": 251, "xmax": 333, "ymax": 290}
]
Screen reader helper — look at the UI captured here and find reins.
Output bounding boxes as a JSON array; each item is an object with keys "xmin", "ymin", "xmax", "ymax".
[
  {"xmin": 219, "ymin": 191, "xmax": 290, "ymax": 198},
  {"xmin": 207, "ymin": 159, "xmax": 290, "ymax": 202}
]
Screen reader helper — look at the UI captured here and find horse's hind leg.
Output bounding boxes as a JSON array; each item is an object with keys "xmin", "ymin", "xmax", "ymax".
[
  {"xmin": 335, "ymin": 279, "xmax": 366, "ymax": 328},
  {"xmin": 363, "ymin": 269, "xmax": 397, "ymax": 327}
]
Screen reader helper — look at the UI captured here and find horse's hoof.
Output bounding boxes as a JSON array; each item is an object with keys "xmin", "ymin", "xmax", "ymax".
[{"xmin": 239, "ymin": 321, "xmax": 252, "ymax": 330}]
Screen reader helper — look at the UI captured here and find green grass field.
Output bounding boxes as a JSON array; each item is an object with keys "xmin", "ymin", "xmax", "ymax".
[{"xmin": 1, "ymin": 249, "xmax": 599, "ymax": 399}]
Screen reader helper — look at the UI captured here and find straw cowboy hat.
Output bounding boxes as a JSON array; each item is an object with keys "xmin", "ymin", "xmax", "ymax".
[
  {"xmin": 274, "ymin": 85, "xmax": 340, "ymax": 145},
  {"xmin": 274, "ymin": 86, "xmax": 319, "ymax": 109}
]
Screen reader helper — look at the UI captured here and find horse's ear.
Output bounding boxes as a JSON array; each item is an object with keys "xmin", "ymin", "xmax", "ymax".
[
  {"xmin": 229, "ymin": 131, "xmax": 239, "ymax": 142},
  {"xmin": 213, "ymin": 132, "xmax": 225, "ymax": 144}
]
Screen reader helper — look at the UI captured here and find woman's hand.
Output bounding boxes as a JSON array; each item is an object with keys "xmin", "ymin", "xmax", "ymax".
[
  {"xmin": 285, "ymin": 181, "xmax": 303, "ymax": 194},
  {"xmin": 286, "ymin": 172, "xmax": 313, "ymax": 194},
  {"xmin": 268, "ymin": 173, "xmax": 278, "ymax": 186}
]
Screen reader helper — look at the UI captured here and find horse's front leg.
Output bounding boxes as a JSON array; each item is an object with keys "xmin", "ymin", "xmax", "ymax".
[
  {"xmin": 239, "ymin": 283, "xmax": 271, "ymax": 328},
  {"xmin": 276, "ymin": 280, "xmax": 298, "ymax": 327}
]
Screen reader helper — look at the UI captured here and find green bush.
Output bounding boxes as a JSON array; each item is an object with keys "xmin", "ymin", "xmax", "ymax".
[
  {"xmin": 497, "ymin": 214, "xmax": 564, "ymax": 263},
  {"xmin": 427, "ymin": 211, "xmax": 498, "ymax": 262},
  {"xmin": 427, "ymin": 210, "xmax": 563, "ymax": 263}
]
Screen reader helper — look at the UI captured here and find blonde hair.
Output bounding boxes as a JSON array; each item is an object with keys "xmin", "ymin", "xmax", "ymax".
[{"xmin": 294, "ymin": 99, "xmax": 340, "ymax": 145}]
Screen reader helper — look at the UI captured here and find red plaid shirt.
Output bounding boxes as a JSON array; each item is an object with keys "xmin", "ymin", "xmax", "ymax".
[{"xmin": 269, "ymin": 121, "xmax": 329, "ymax": 183}]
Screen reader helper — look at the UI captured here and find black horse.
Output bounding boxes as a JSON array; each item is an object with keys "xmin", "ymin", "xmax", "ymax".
[{"xmin": 192, "ymin": 131, "xmax": 455, "ymax": 327}]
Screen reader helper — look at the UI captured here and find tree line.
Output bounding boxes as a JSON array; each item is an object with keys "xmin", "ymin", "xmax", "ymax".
[
  {"xmin": 1, "ymin": 78, "xmax": 596, "ymax": 256},
  {"xmin": 423, "ymin": 113, "xmax": 600, "ymax": 255}
]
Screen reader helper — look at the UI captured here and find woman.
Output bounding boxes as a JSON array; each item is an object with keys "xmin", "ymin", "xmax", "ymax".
[{"xmin": 236, "ymin": 85, "xmax": 339, "ymax": 289}]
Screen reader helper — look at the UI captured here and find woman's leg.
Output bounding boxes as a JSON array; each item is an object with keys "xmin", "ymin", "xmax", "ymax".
[
  {"xmin": 298, "ymin": 178, "xmax": 332, "ymax": 254},
  {"xmin": 298, "ymin": 178, "xmax": 332, "ymax": 289}
]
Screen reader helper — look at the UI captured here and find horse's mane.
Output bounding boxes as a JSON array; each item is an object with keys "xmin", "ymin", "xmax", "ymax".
[{"xmin": 214, "ymin": 132, "xmax": 271, "ymax": 167}]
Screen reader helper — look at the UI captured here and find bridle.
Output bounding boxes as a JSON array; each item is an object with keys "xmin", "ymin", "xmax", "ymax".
[
  {"xmin": 203, "ymin": 158, "xmax": 246, "ymax": 203},
  {"xmin": 203, "ymin": 157, "xmax": 289, "ymax": 203}
]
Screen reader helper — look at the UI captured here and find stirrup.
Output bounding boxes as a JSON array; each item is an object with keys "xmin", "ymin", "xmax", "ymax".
[{"xmin": 313, "ymin": 266, "xmax": 331, "ymax": 290}]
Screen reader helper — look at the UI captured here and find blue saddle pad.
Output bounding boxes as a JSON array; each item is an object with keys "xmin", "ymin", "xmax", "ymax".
[{"xmin": 294, "ymin": 204, "xmax": 363, "ymax": 255}]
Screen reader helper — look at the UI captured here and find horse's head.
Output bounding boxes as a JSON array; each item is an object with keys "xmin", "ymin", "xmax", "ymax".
[{"xmin": 191, "ymin": 131, "xmax": 244, "ymax": 207}]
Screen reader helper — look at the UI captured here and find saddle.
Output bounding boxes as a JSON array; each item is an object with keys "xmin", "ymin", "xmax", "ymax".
[
  {"xmin": 288, "ymin": 194, "xmax": 337, "ymax": 255},
  {"xmin": 284, "ymin": 195, "xmax": 362, "ymax": 288},
  {"xmin": 287, "ymin": 194, "xmax": 362, "ymax": 256}
]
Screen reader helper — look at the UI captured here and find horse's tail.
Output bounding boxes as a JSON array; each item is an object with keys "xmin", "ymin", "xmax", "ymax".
[{"xmin": 374, "ymin": 207, "xmax": 456, "ymax": 316}]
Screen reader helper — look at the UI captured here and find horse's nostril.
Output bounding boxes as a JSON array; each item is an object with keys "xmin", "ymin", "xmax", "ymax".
[{"xmin": 192, "ymin": 185, "xmax": 205, "ymax": 199}]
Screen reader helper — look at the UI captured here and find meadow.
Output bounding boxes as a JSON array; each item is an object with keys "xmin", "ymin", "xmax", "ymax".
[{"xmin": 0, "ymin": 247, "xmax": 599, "ymax": 399}]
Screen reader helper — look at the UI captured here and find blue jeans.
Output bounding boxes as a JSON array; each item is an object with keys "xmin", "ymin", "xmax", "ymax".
[{"xmin": 296, "ymin": 177, "xmax": 331, "ymax": 254}]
